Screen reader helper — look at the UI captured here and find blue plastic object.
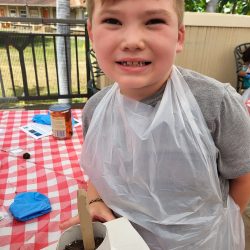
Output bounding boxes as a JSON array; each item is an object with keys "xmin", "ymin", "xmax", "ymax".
[
  {"xmin": 9, "ymin": 192, "xmax": 51, "ymax": 222},
  {"xmin": 32, "ymin": 112, "xmax": 51, "ymax": 125},
  {"xmin": 32, "ymin": 113, "xmax": 76, "ymax": 126}
]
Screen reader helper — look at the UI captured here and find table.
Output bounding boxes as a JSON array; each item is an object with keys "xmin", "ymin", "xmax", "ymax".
[{"xmin": 0, "ymin": 109, "xmax": 87, "ymax": 250}]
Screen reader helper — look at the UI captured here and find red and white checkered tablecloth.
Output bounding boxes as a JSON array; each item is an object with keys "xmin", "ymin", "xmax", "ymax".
[{"xmin": 0, "ymin": 109, "xmax": 87, "ymax": 250}]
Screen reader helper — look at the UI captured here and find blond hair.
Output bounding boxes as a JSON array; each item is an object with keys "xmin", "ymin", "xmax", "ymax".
[{"xmin": 86, "ymin": 0, "xmax": 184, "ymax": 26}]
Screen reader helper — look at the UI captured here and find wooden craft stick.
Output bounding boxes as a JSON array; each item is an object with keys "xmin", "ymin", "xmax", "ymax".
[{"xmin": 77, "ymin": 189, "xmax": 95, "ymax": 250}]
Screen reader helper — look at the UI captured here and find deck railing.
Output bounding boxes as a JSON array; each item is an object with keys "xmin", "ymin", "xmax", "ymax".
[{"xmin": 0, "ymin": 17, "xmax": 91, "ymax": 108}]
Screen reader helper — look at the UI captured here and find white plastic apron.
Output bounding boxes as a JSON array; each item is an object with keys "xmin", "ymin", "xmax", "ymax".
[{"xmin": 81, "ymin": 66, "xmax": 244, "ymax": 250}]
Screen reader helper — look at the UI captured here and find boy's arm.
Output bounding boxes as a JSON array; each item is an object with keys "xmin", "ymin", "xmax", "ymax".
[
  {"xmin": 86, "ymin": 180, "xmax": 116, "ymax": 222},
  {"xmin": 59, "ymin": 180, "xmax": 115, "ymax": 230},
  {"xmin": 229, "ymin": 172, "xmax": 250, "ymax": 214},
  {"xmin": 87, "ymin": 181, "xmax": 102, "ymax": 203}
]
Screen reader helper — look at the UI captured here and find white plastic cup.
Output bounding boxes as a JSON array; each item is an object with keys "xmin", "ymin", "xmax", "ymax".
[{"xmin": 57, "ymin": 222, "xmax": 110, "ymax": 250}]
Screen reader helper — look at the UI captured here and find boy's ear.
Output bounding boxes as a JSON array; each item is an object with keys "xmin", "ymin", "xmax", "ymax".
[
  {"xmin": 176, "ymin": 24, "xmax": 185, "ymax": 53},
  {"xmin": 87, "ymin": 19, "xmax": 95, "ymax": 50}
]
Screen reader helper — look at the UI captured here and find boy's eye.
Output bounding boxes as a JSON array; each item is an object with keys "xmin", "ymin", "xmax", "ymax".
[
  {"xmin": 146, "ymin": 19, "xmax": 166, "ymax": 25},
  {"xmin": 103, "ymin": 18, "xmax": 121, "ymax": 25}
]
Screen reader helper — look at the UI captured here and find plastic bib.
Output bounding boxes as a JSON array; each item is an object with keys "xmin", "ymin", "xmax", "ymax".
[{"xmin": 81, "ymin": 66, "xmax": 244, "ymax": 250}]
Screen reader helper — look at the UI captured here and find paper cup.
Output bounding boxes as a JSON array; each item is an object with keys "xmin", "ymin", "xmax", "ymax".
[{"xmin": 57, "ymin": 222, "xmax": 110, "ymax": 250}]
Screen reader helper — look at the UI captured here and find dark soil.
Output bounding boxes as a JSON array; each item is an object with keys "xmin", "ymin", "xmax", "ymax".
[{"xmin": 64, "ymin": 237, "xmax": 104, "ymax": 250}]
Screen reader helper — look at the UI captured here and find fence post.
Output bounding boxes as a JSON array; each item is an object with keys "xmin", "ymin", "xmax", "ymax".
[
  {"xmin": 19, "ymin": 50, "xmax": 29, "ymax": 98},
  {"xmin": 85, "ymin": 23, "xmax": 92, "ymax": 98},
  {"xmin": 0, "ymin": 68, "xmax": 5, "ymax": 97}
]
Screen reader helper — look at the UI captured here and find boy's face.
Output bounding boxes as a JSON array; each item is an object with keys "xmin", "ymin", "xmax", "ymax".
[{"xmin": 88, "ymin": 0, "xmax": 185, "ymax": 100}]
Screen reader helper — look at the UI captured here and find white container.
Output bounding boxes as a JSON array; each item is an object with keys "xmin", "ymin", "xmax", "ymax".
[
  {"xmin": 56, "ymin": 222, "xmax": 110, "ymax": 250},
  {"xmin": 43, "ymin": 218, "xmax": 149, "ymax": 250}
]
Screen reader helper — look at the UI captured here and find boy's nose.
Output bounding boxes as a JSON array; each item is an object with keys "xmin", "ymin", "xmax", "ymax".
[{"xmin": 120, "ymin": 28, "xmax": 145, "ymax": 51}]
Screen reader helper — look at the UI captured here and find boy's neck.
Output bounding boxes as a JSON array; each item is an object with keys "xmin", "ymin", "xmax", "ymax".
[
  {"xmin": 140, "ymin": 81, "xmax": 167, "ymax": 104},
  {"xmin": 120, "ymin": 81, "xmax": 168, "ymax": 102}
]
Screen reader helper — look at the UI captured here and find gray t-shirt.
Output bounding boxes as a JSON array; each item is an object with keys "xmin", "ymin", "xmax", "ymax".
[{"xmin": 82, "ymin": 67, "xmax": 250, "ymax": 204}]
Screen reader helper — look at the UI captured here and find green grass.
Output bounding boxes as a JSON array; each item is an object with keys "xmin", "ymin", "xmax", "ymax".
[{"xmin": 0, "ymin": 35, "xmax": 87, "ymax": 107}]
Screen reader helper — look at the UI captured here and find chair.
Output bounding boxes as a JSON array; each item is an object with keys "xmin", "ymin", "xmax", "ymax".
[
  {"xmin": 86, "ymin": 48, "xmax": 104, "ymax": 98},
  {"xmin": 234, "ymin": 43, "xmax": 250, "ymax": 93}
]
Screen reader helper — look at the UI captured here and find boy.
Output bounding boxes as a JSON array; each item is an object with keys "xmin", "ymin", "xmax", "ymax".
[{"xmin": 61, "ymin": 0, "xmax": 250, "ymax": 249}]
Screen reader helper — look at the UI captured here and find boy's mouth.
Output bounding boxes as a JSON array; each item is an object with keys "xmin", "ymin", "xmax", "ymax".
[{"xmin": 117, "ymin": 61, "xmax": 151, "ymax": 67}]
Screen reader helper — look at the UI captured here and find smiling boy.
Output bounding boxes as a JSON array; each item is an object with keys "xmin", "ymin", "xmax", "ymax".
[
  {"xmin": 88, "ymin": 0, "xmax": 184, "ymax": 100},
  {"xmin": 60, "ymin": 0, "xmax": 250, "ymax": 249}
]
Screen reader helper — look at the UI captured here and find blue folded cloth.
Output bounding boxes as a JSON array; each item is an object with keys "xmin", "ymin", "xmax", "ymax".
[
  {"xmin": 9, "ymin": 192, "xmax": 51, "ymax": 222},
  {"xmin": 32, "ymin": 113, "xmax": 76, "ymax": 126},
  {"xmin": 32, "ymin": 112, "xmax": 51, "ymax": 125}
]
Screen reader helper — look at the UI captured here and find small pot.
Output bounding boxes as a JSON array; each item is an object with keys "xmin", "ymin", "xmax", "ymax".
[{"xmin": 57, "ymin": 222, "xmax": 110, "ymax": 250}]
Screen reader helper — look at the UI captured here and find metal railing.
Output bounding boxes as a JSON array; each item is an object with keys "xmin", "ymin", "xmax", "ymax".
[{"xmin": 0, "ymin": 17, "xmax": 91, "ymax": 108}]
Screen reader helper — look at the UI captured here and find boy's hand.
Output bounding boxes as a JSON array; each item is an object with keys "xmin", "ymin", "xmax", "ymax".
[
  {"xmin": 59, "ymin": 201, "xmax": 115, "ymax": 231},
  {"xmin": 59, "ymin": 215, "xmax": 80, "ymax": 230},
  {"xmin": 90, "ymin": 201, "xmax": 116, "ymax": 222}
]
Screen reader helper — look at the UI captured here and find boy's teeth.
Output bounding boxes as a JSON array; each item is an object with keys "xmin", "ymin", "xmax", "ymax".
[{"xmin": 121, "ymin": 61, "xmax": 147, "ymax": 66}]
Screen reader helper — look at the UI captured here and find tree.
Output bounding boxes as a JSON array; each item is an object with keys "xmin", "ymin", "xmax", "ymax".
[
  {"xmin": 217, "ymin": 0, "xmax": 250, "ymax": 14},
  {"xmin": 185, "ymin": 0, "xmax": 206, "ymax": 12},
  {"xmin": 185, "ymin": 0, "xmax": 250, "ymax": 14}
]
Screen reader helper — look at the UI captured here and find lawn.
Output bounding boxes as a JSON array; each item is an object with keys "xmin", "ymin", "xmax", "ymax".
[{"xmin": 0, "ymin": 34, "xmax": 87, "ymax": 104}]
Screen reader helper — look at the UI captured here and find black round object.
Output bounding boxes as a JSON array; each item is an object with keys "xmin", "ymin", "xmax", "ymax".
[{"xmin": 23, "ymin": 152, "xmax": 30, "ymax": 159}]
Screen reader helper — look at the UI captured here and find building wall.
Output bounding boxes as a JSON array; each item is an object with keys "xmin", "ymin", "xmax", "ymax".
[
  {"xmin": 0, "ymin": 5, "xmax": 84, "ymax": 19},
  {"xmin": 0, "ymin": 6, "xmax": 6, "ymax": 16}
]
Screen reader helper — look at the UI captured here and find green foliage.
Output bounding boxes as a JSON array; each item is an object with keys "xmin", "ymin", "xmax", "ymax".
[
  {"xmin": 185, "ymin": 0, "xmax": 207, "ymax": 12},
  {"xmin": 185, "ymin": 0, "xmax": 250, "ymax": 15},
  {"xmin": 217, "ymin": 0, "xmax": 250, "ymax": 14}
]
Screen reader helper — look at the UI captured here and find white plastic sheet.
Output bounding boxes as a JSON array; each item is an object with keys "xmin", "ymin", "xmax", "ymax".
[{"xmin": 82, "ymin": 66, "xmax": 244, "ymax": 250}]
